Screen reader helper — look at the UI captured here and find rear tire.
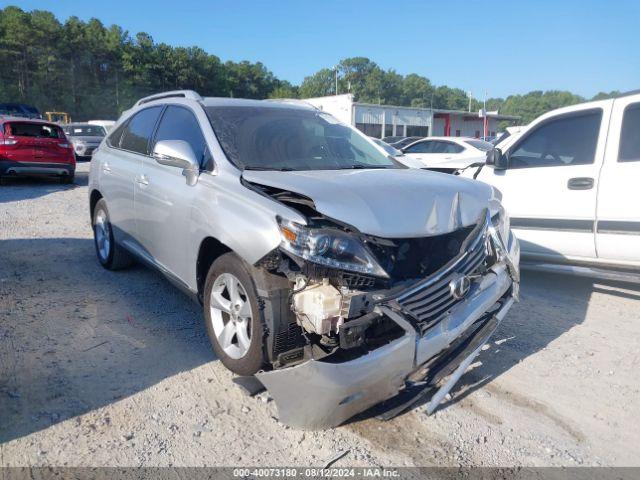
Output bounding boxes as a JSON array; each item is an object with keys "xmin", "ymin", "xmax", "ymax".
[
  {"xmin": 92, "ymin": 198, "xmax": 133, "ymax": 270},
  {"xmin": 203, "ymin": 253, "xmax": 266, "ymax": 376}
]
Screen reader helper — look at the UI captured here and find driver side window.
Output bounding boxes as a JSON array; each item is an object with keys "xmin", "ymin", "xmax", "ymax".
[{"xmin": 509, "ymin": 110, "xmax": 602, "ymax": 169}]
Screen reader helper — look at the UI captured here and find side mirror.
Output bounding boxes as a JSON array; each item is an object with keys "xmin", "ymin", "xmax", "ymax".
[
  {"xmin": 486, "ymin": 147, "xmax": 509, "ymax": 170},
  {"xmin": 153, "ymin": 140, "xmax": 200, "ymax": 185}
]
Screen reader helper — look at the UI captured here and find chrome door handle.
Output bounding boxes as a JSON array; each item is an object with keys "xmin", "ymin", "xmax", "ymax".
[
  {"xmin": 567, "ymin": 177, "xmax": 594, "ymax": 190},
  {"xmin": 103, "ymin": 162, "xmax": 111, "ymax": 173},
  {"xmin": 136, "ymin": 174, "xmax": 149, "ymax": 186}
]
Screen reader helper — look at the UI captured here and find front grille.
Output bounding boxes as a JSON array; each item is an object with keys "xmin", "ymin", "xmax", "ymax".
[{"xmin": 393, "ymin": 214, "xmax": 491, "ymax": 334}]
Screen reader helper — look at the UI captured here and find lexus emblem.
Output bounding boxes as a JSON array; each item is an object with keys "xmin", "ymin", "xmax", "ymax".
[{"xmin": 449, "ymin": 274, "xmax": 471, "ymax": 300}]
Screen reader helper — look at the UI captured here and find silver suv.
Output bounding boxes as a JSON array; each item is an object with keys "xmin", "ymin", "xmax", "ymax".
[{"xmin": 89, "ymin": 90, "xmax": 520, "ymax": 429}]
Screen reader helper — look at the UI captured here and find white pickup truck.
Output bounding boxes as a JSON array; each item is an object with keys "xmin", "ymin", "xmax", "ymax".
[{"xmin": 463, "ymin": 90, "xmax": 640, "ymax": 282}]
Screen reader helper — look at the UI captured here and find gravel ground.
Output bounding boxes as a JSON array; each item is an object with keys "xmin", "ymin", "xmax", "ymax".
[{"xmin": 1, "ymin": 162, "xmax": 639, "ymax": 467}]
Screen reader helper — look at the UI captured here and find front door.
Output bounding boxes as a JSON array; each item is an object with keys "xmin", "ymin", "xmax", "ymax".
[
  {"xmin": 135, "ymin": 105, "xmax": 210, "ymax": 282},
  {"xmin": 477, "ymin": 103, "xmax": 611, "ymax": 261}
]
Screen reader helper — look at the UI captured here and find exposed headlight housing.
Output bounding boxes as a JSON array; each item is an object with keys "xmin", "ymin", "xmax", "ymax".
[{"xmin": 277, "ymin": 219, "xmax": 389, "ymax": 278}]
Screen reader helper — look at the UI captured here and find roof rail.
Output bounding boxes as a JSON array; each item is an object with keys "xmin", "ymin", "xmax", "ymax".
[
  {"xmin": 263, "ymin": 98, "xmax": 320, "ymax": 110},
  {"xmin": 135, "ymin": 90, "xmax": 203, "ymax": 107}
]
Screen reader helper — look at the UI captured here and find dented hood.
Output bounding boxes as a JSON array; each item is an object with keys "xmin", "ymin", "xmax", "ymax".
[{"xmin": 243, "ymin": 168, "xmax": 496, "ymax": 238}]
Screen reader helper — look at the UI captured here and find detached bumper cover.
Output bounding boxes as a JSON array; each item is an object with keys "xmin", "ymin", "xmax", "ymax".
[{"xmin": 257, "ymin": 213, "xmax": 519, "ymax": 430}]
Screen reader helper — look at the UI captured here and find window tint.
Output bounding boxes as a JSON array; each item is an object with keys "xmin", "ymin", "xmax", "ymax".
[
  {"xmin": 404, "ymin": 141, "xmax": 433, "ymax": 153},
  {"xmin": 465, "ymin": 139, "xmax": 493, "ymax": 151},
  {"xmin": 107, "ymin": 122, "xmax": 127, "ymax": 148},
  {"xmin": 619, "ymin": 103, "xmax": 640, "ymax": 163},
  {"xmin": 7, "ymin": 122, "xmax": 62, "ymax": 138},
  {"xmin": 153, "ymin": 106, "xmax": 210, "ymax": 169},
  {"xmin": 509, "ymin": 110, "xmax": 602, "ymax": 169},
  {"xmin": 119, "ymin": 106, "xmax": 162, "ymax": 155},
  {"xmin": 433, "ymin": 141, "xmax": 464, "ymax": 154}
]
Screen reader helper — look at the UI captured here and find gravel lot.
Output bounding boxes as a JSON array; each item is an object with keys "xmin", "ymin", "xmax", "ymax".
[{"xmin": 1, "ymin": 161, "xmax": 639, "ymax": 467}]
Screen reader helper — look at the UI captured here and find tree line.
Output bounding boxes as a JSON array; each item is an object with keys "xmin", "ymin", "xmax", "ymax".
[{"xmin": 0, "ymin": 6, "xmax": 620, "ymax": 124}]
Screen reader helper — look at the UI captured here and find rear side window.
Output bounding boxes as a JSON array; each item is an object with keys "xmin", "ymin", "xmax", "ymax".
[
  {"xmin": 465, "ymin": 139, "xmax": 493, "ymax": 151},
  {"xmin": 619, "ymin": 103, "xmax": 640, "ymax": 163},
  {"xmin": 6, "ymin": 122, "xmax": 62, "ymax": 138},
  {"xmin": 434, "ymin": 141, "xmax": 464, "ymax": 154},
  {"xmin": 153, "ymin": 106, "xmax": 211, "ymax": 169},
  {"xmin": 509, "ymin": 110, "xmax": 602, "ymax": 169},
  {"xmin": 119, "ymin": 106, "xmax": 162, "ymax": 155},
  {"xmin": 404, "ymin": 141, "xmax": 433, "ymax": 154},
  {"xmin": 107, "ymin": 122, "xmax": 127, "ymax": 148}
]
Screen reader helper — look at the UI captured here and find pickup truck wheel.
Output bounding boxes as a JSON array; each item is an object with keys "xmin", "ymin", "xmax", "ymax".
[
  {"xmin": 204, "ymin": 253, "xmax": 265, "ymax": 376},
  {"xmin": 92, "ymin": 198, "xmax": 133, "ymax": 270}
]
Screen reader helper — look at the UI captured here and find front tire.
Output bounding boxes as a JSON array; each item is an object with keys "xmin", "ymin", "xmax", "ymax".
[
  {"xmin": 92, "ymin": 198, "xmax": 133, "ymax": 270},
  {"xmin": 204, "ymin": 253, "xmax": 265, "ymax": 376}
]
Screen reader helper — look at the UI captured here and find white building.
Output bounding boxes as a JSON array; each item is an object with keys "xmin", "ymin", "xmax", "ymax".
[{"xmin": 304, "ymin": 94, "xmax": 519, "ymax": 139}]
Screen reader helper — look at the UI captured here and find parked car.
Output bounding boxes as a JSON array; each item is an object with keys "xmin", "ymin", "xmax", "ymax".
[
  {"xmin": 388, "ymin": 136, "xmax": 424, "ymax": 149},
  {"xmin": 463, "ymin": 90, "xmax": 640, "ymax": 281},
  {"xmin": 0, "ymin": 103, "xmax": 42, "ymax": 119},
  {"xmin": 62, "ymin": 123, "xmax": 107, "ymax": 161},
  {"xmin": 400, "ymin": 136, "xmax": 493, "ymax": 173},
  {"xmin": 0, "ymin": 117, "xmax": 75, "ymax": 183},
  {"xmin": 88, "ymin": 120, "xmax": 116, "ymax": 132},
  {"xmin": 89, "ymin": 90, "xmax": 520, "ymax": 429},
  {"xmin": 381, "ymin": 135, "xmax": 405, "ymax": 144},
  {"xmin": 371, "ymin": 138, "xmax": 430, "ymax": 169}
]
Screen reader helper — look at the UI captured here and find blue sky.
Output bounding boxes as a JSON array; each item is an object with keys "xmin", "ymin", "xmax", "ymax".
[{"xmin": 5, "ymin": 0, "xmax": 639, "ymax": 98}]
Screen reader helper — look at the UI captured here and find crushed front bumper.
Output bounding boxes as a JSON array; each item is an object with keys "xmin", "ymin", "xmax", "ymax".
[{"xmin": 257, "ymin": 256, "xmax": 518, "ymax": 430}]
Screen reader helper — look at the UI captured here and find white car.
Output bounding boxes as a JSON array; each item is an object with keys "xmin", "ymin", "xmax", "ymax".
[
  {"xmin": 464, "ymin": 90, "xmax": 640, "ymax": 282},
  {"xmin": 401, "ymin": 136, "xmax": 494, "ymax": 173},
  {"xmin": 371, "ymin": 138, "xmax": 428, "ymax": 169}
]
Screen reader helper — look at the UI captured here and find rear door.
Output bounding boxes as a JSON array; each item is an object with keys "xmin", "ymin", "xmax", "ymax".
[
  {"xmin": 595, "ymin": 95, "xmax": 640, "ymax": 266},
  {"xmin": 98, "ymin": 106, "xmax": 163, "ymax": 245},
  {"xmin": 476, "ymin": 102, "xmax": 611, "ymax": 260}
]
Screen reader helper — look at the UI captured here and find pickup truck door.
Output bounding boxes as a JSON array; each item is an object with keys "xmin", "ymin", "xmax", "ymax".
[
  {"xmin": 476, "ymin": 102, "xmax": 612, "ymax": 260},
  {"xmin": 595, "ymin": 96, "xmax": 640, "ymax": 266}
]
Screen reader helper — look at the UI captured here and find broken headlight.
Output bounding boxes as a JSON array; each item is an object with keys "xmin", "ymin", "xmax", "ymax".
[{"xmin": 278, "ymin": 219, "xmax": 389, "ymax": 278}]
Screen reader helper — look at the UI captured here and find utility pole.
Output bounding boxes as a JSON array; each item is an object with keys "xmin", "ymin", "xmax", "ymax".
[
  {"xmin": 335, "ymin": 66, "xmax": 339, "ymax": 95},
  {"xmin": 468, "ymin": 91, "xmax": 472, "ymax": 113}
]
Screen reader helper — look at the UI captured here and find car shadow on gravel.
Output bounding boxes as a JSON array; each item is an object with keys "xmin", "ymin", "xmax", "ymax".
[
  {"xmin": 0, "ymin": 171, "xmax": 89, "ymax": 203},
  {"xmin": 0, "ymin": 237, "xmax": 214, "ymax": 443}
]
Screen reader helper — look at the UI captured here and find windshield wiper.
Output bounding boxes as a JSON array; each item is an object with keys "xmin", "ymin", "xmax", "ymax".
[
  {"xmin": 243, "ymin": 166, "xmax": 295, "ymax": 171},
  {"xmin": 340, "ymin": 164, "xmax": 393, "ymax": 169}
]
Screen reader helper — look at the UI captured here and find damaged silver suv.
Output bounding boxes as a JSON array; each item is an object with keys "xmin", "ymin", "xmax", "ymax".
[{"xmin": 89, "ymin": 90, "xmax": 520, "ymax": 429}]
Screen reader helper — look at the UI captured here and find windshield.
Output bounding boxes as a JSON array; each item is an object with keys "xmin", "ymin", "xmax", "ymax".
[
  {"xmin": 64, "ymin": 125, "xmax": 106, "ymax": 137},
  {"xmin": 205, "ymin": 106, "xmax": 399, "ymax": 171},
  {"xmin": 465, "ymin": 139, "xmax": 493, "ymax": 151},
  {"xmin": 373, "ymin": 138, "xmax": 403, "ymax": 156}
]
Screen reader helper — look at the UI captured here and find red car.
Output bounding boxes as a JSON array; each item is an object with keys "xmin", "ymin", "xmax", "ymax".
[{"xmin": 0, "ymin": 117, "xmax": 76, "ymax": 183}]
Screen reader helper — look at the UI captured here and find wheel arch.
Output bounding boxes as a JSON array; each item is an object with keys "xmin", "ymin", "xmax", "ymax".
[
  {"xmin": 196, "ymin": 236, "xmax": 232, "ymax": 301},
  {"xmin": 89, "ymin": 189, "xmax": 103, "ymax": 220}
]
